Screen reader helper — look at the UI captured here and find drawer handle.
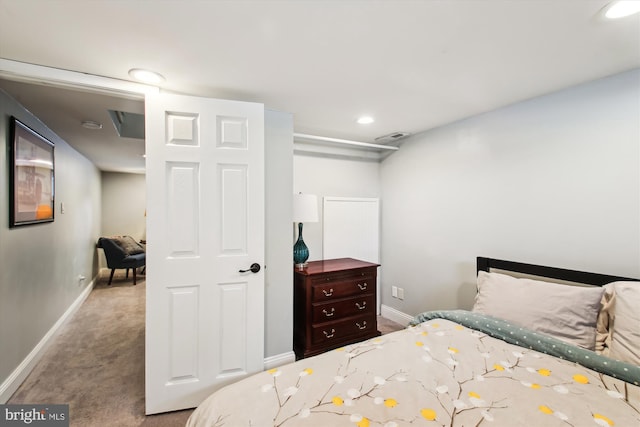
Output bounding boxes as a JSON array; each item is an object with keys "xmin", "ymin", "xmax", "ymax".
[
  {"xmin": 323, "ymin": 329, "xmax": 336, "ymax": 338},
  {"xmin": 322, "ymin": 288, "xmax": 334, "ymax": 297},
  {"xmin": 357, "ymin": 283, "xmax": 368, "ymax": 291},
  {"xmin": 355, "ymin": 301, "xmax": 366, "ymax": 310},
  {"xmin": 322, "ymin": 308, "xmax": 335, "ymax": 317},
  {"xmin": 356, "ymin": 321, "xmax": 367, "ymax": 330}
]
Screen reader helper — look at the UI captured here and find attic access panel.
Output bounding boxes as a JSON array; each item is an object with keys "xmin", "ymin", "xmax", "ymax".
[{"xmin": 108, "ymin": 109, "xmax": 145, "ymax": 139}]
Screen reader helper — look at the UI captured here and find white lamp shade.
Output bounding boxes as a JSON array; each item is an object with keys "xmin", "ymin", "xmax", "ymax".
[{"xmin": 293, "ymin": 194, "xmax": 318, "ymax": 223}]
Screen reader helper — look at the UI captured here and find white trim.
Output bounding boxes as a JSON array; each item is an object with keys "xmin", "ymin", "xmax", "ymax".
[
  {"xmin": 263, "ymin": 351, "xmax": 296, "ymax": 370},
  {"xmin": 293, "ymin": 140, "xmax": 385, "ymax": 162},
  {"xmin": 380, "ymin": 304, "xmax": 413, "ymax": 326},
  {"xmin": 0, "ymin": 276, "xmax": 97, "ymax": 403},
  {"xmin": 0, "ymin": 58, "xmax": 158, "ymax": 98},
  {"xmin": 294, "ymin": 133, "xmax": 399, "ymax": 151}
]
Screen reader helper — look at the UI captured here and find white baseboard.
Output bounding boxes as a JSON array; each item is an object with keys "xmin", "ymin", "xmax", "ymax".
[
  {"xmin": 0, "ymin": 276, "xmax": 97, "ymax": 403},
  {"xmin": 380, "ymin": 304, "xmax": 414, "ymax": 326},
  {"xmin": 263, "ymin": 351, "xmax": 296, "ymax": 370}
]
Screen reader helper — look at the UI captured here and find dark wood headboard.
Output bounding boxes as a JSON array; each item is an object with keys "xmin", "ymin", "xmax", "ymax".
[{"xmin": 477, "ymin": 257, "xmax": 639, "ymax": 287}]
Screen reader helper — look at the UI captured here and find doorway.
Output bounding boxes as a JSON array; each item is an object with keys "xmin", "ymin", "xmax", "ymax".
[
  {"xmin": 0, "ymin": 61, "xmax": 292, "ymax": 416},
  {"xmin": 0, "ymin": 71, "xmax": 151, "ymax": 419}
]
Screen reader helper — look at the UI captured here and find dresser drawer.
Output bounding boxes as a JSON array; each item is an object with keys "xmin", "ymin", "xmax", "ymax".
[
  {"xmin": 312, "ymin": 295, "xmax": 375, "ymax": 323},
  {"xmin": 311, "ymin": 273, "xmax": 374, "ymax": 301},
  {"xmin": 311, "ymin": 314, "xmax": 376, "ymax": 345}
]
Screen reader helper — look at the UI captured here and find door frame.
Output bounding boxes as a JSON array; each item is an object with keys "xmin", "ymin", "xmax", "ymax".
[
  {"xmin": 0, "ymin": 59, "xmax": 158, "ymax": 100},
  {"xmin": 0, "ymin": 57, "xmax": 156, "ymax": 393}
]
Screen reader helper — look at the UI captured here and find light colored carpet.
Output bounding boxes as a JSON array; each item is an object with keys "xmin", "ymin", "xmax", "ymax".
[
  {"xmin": 9, "ymin": 270, "xmax": 404, "ymax": 426},
  {"xmin": 8, "ymin": 270, "xmax": 154, "ymax": 426}
]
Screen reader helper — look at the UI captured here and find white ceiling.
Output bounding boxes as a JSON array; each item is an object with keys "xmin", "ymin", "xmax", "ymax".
[{"xmin": 0, "ymin": 0, "xmax": 638, "ymax": 173}]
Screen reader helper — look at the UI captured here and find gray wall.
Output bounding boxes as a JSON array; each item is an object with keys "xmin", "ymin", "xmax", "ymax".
[
  {"xmin": 265, "ymin": 110, "xmax": 294, "ymax": 357},
  {"xmin": 380, "ymin": 69, "xmax": 640, "ymax": 316},
  {"xmin": 99, "ymin": 171, "xmax": 146, "ymax": 269},
  {"xmin": 101, "ymin": 171, "xmax": 146, "ymax": 240},
  {"xmin": 0, "ymin": 89, "xmax": 101, "ymax": 396}
]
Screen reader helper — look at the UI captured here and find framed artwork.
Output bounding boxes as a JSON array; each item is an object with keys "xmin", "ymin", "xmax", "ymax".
[{"xmin": 9, "ymin": 117, "xmax": 55, "ymax": 227}]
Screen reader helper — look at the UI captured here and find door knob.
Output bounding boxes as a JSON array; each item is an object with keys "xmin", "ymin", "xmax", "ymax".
[{"xmin": 239, "ymin": 263, "xmax": 261, "ymax": 273}]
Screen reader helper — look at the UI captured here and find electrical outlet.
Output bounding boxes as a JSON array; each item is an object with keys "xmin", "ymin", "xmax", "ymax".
[
  {"xmin": 398, "ymin": 287, "xmax": 405, "ymax": 300},
  {"xmin": 392, "ymin": 286, "xmax": 398, "ymax": 298}
]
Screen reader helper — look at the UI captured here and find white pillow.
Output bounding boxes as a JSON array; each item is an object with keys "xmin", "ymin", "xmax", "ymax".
[
  {"xmin": 605, "ymin": 281, "xmax": 640, "ymax": 366},
  {"xmin": 472, "ymin": 271, "xmax": 605, "ymax": 350}
]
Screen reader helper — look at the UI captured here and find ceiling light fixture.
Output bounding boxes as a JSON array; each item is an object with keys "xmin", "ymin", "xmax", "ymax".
[
  {"xmin": 603, "ymin": 1, "xmax": 640, "ymax": 19},
  {"xmin": 81, "ymin": 120, "xmax": 103, "ymax": 130},
  {"xmin": 128, "ymin": 68, "xmax": 166, "ymax": 85},
  {"xmin": 357, "ymin": 116, "xmax": 375, "ymax": 125}
]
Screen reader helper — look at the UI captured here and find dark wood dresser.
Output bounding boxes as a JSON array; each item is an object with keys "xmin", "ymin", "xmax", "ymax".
[{"xmin": 293, "ymin": 258, "xmax": 380, "ymax": 359}]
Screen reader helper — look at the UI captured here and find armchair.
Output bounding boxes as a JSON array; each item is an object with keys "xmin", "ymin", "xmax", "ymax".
[{"xmin": 97, "ymin": 236, "xmax": 146, "ymax": 286}]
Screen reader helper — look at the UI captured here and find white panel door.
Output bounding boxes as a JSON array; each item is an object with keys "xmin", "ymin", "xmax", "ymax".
[{"xmin": 145, "ymin": 93, "xmax": 265, "ymax": 414}]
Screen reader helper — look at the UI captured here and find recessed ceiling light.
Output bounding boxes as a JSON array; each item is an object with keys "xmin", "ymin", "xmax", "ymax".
[
  {"xmin": 81, "ymin": 120, "xmax": 103, "ymax": 130},
  {"xmin": 357, "ymin": 116, "xmax": 375, "ymax": 125},
  {"xmin": 603, "ymin": 1, "xmax": 640, "ymax": 19},
  {"xmin": 128, "ymin": 68, "xmax": 165, "ymax": 85}
]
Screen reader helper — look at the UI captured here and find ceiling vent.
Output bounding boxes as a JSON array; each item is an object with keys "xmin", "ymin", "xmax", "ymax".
[
  {"xmin": 108, "ymin": 110, "xmax": 145, "ymax": 139},
  {"xmin": 374, "ymin": 131, "xmax": 411, "ymax": 144}
]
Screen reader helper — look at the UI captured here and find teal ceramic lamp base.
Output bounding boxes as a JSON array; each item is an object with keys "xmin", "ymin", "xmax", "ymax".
[{"xmin": 293, "ymin": 222, "xmax": 309, "ymax": 269}]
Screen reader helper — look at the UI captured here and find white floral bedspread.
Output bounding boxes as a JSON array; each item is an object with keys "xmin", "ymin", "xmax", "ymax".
[{"xmin": 187, "ymin": 314, "xmax": 640, "ymax": 427}]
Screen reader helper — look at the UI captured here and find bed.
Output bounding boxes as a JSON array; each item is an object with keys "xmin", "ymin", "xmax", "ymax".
[{"xmin": 187, "ymin": 257, "xmax": 640, "ymax": 427}]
